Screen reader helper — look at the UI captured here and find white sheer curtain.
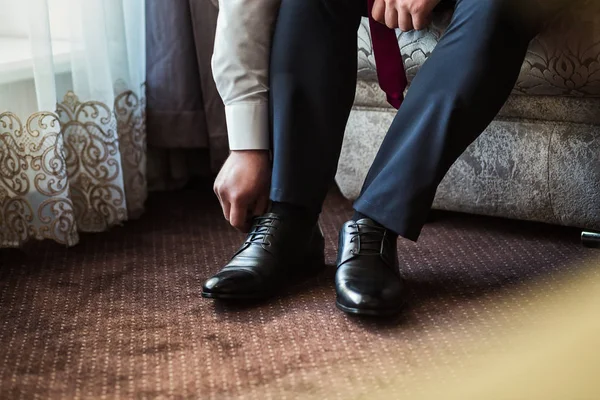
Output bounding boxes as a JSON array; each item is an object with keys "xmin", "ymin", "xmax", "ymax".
[{"xmin": 0, "ymin": 0, "xmax": 146, "ymax": 247}]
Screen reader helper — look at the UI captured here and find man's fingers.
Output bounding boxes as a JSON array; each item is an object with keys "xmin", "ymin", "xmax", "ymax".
[
  {"xmin": 384, "ymin": 5, "xmax": 399, "ymax": 29},
  {"xmin": 412, "ymin": 12, "xmax": 429, "ymax": 31},
  {"xmin": 214, "ymin": 185, "xmax": 230, "ymax": 220},
  {"xmin": 253, "ymin": 195, "xmax": 269, "ymax": 218},
  {"xmin": 398, "ymin": 9, "xmax": 414, "ymax": 31},
  {"xmin": 229, "ymin": 202, "xmax": 249, "ymax": 232},
  {"xmin": 371, "ymin": 0, "xmax": 386, "ymax": 24},
  {"xmin": 221, "ymin": 197, "xmax": 231, "ymax": 222}
]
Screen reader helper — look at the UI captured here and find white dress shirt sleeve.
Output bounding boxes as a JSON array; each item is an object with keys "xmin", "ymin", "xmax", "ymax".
[{"xmin": 212, "ymin": 0, "xmax": 281, "ymax": 150}]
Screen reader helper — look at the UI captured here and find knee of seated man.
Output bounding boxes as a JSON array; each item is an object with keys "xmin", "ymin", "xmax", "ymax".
[{"xmin": 453, "ymin": 0, "xmax": 542, "ymax": 42}]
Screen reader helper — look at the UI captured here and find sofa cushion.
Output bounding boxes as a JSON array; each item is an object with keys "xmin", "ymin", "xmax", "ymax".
[
  {"xmin": 357, "ymin": 0, "xmax": 600, "ymax": 97},
  {"xmin": 354, "ymin": 79, "xmax": 600, "ymax": 125}
]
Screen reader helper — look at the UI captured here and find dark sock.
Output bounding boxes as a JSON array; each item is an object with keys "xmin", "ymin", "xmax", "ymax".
[
  {"xmin": 271, "ymin": 201, "xmax": 318, "ymax": 224},
  {"xmin": 352, "ymin": 211, "xmax": 370, "ymax": 222}
]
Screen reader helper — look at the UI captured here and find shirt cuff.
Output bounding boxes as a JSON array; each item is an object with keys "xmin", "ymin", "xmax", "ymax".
[{"xmin": 225, "ymin": 102, "xmax": 270, "ymax": 150}]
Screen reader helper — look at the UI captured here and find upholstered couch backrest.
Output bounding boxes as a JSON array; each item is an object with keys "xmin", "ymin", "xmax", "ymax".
[{"xmin": 357, "ymin": 0, "xmax": 600, "ymax": 97}]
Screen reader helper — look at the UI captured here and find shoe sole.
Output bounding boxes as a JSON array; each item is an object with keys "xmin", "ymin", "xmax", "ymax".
[
  {"xmin": 335, "ymin": 299, "xmax": 404, "ymax": 317},
  {"xmin": 201, "ymin": 259, "xmax": 326, "ymax": 301},
  {"xmin": 200, "ymin": 291, "xmax": 274, "ymax": 300}
]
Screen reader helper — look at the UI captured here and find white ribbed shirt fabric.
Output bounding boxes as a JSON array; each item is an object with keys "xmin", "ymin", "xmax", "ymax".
[{"xmin": 211, "ymin": 0, "xmax": 281, "ymax": 150}]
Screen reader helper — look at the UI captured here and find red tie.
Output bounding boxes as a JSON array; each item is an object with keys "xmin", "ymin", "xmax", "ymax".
[{"xmin": 367, "ymin": 0, "xmax": 407, "ymax": 109}]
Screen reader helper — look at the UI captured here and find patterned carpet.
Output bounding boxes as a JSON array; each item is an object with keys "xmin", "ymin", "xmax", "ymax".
[{"xmin": 1, "ymin": 184, "xmax": 598, "ymax": 399}]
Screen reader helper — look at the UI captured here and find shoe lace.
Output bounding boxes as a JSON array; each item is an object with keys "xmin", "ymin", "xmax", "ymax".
[
  {"xmin": 349, "ymin": 222, "xmax": 389, "ymax": 256},
  {"xmin": 245, "ymin": 216, "xmax": 280, "ymax": 247}
]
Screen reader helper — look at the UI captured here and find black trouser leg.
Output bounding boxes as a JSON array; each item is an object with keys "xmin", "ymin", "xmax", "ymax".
[
  {"xmin": 354, "ymin": 0, "xmax": 545, "ymax": 240},
  {"xmin": 269, "ymin": 0, "xmax": 363, "ymax": 213}
]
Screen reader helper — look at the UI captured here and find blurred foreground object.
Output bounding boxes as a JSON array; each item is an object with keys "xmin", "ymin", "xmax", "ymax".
[{"xmin": 374, "ymin": 258, "xmax": 600, "ymax": 400}]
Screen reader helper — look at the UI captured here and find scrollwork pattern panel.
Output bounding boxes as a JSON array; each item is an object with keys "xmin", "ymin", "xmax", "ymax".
[
  {"xmin": 57, "ymin": 92, "xmax": 127, "ymax": 232},
  {"xmin": 114, "ymin": 83, "xmax": 147, "ymax": 219},
  {"xmin": 1, "ymin": 84, "xmax": 147, "ymax": 248},
  {"xmin": 0, "ymin": 112, "xmax": 79, "ymax": 247}
]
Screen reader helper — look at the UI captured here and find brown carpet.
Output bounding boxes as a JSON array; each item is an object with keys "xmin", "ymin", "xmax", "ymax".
[{"xmin": 1, "ymin": 185, "xmax": 598, "ymax": 399}]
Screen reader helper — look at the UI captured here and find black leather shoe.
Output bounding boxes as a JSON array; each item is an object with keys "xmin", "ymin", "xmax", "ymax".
[
  {"xmin": 335, "ymin": 218, "xmax": 405, "ymax": 316},
  {"xmin": 202, "ymin": 213, "xmax": 325, "ymax": 300}
]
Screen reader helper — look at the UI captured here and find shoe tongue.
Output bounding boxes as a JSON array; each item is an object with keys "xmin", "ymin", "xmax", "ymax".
[
  {"xmin": 261, "ymin": 212, "xmax": 280, "ymax": 220},
  {"xmin": 247, "ymin": 214, "xmax": 280, "ymax": 243},
  {"xmin": 353, "ymin": 219, "xmax": 385, "ymax": 252},
  {"xmin": 354, "ymin": 218, "xmax": 384, "ymax": 233}
]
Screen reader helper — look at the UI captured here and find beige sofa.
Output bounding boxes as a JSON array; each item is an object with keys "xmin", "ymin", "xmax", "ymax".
[{"xmin": 335, "ymin": 0, "xmax": 600, "ymax": 243}]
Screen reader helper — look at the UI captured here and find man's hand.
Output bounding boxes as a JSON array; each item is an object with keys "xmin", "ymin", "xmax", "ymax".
[
  {"xmin": 371, "ymin": 0, "xmax": 441, "ymax": 31},
  {"xmin": 214, "ymin": 150, "xmax": 271, "ymax": 232}
]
